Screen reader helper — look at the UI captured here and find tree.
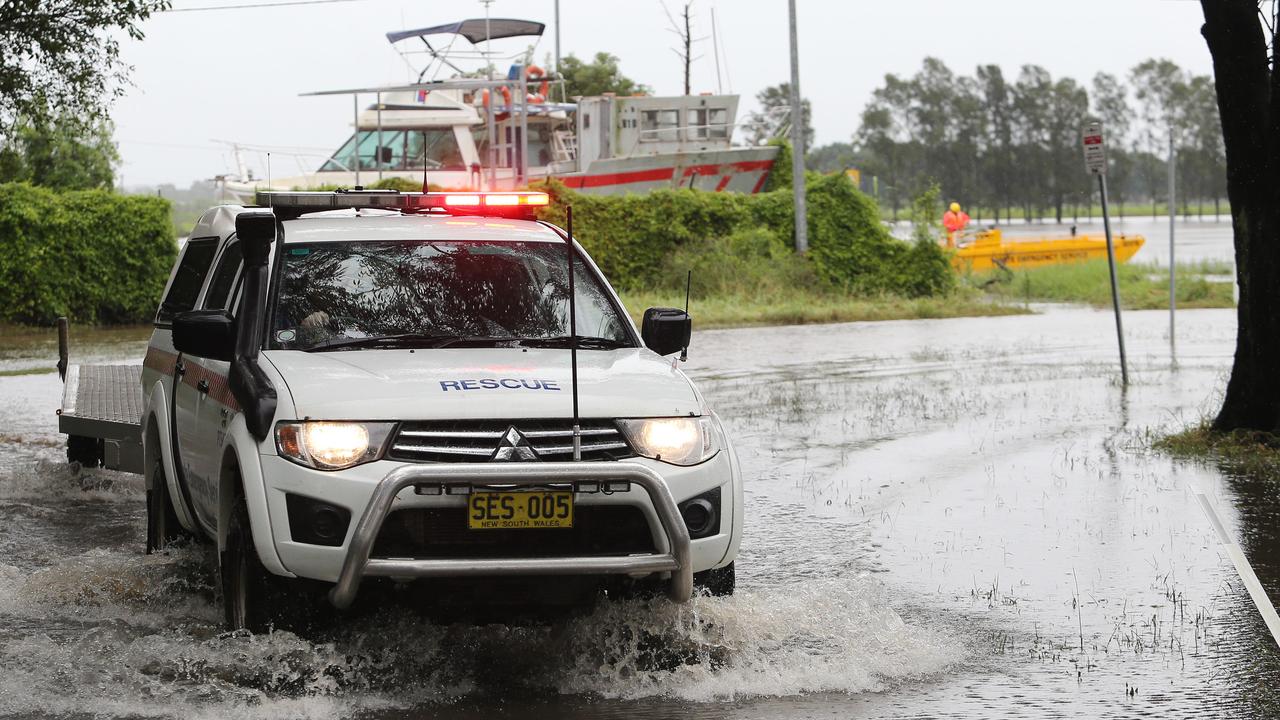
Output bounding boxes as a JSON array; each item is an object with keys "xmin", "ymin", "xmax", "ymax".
[
  {"xmin": 0, "ymin": 0, "xmax": 168, "ymax": 132},
  {"xmin": 1044, "ymin": 77, "xmax": 1090, "ymax": 223},
  {"xmin": 1181, "ymin": 75, "xmax": 1227, "ymax": 216},
  {"xmin": 1197, "ymin": 1, "xmax": 1280, "ymax": 432},
  {"xmin": 661, "ymin": 1, "xmax": 704, "ymax": 95},
  {"xmin": 1011, "ymin": 65, "xmax": 1054, "ymax": 219},
  {"xmin": 1131, "ymin": 59, "xmax": 1191, "ymax": 217},
  {"xmin": 558, "ymin": 52, "xmax": 650, "ymax": 99},
  {"xmin": 977, "ymin": 65, "xmax": 1016, "ymax": 221},
  {"xmin": 807, "ymin": 142, "xmax": 858, "ymax": 173},
  {"xmin": 0, "ymin": 112, "xmax": 118, "ymax": 189},
  {"xmin": 743, "ymin": 83, "xmax": 813, "ymax": 147}
]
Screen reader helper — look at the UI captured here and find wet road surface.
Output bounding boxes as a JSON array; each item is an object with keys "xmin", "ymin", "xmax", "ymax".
[{"xmin": 1, "ymin": 307, "xmax": 1277, "ymax": 718}]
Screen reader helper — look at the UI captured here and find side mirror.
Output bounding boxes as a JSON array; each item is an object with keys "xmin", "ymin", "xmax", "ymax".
[
  {"xmin": 173, "ymin": 310, "xmax": 235, "ymax": 361},
  {"xmin": 641, "ymin": 307, "xmax": 692, "ymax": 357}
]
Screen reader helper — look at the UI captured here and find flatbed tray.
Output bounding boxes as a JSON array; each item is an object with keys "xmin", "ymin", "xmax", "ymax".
[{"xmin": 58, "ymin": 364, "xmax": 144, "ymax": 473}]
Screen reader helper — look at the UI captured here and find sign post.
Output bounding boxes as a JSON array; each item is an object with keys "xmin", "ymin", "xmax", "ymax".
[{"xmin": 1083, "ymin": 121, "xmax": 1129, "ymax": 386}]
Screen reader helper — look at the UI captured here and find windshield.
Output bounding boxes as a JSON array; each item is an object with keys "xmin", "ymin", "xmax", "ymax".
[
  {"xmin": 319, "ymin": 129, "xmax": 467, "ymax": 172},
  {"xmin": 269, "ymin": 240, "xmax": 633, "ymax": 351}
]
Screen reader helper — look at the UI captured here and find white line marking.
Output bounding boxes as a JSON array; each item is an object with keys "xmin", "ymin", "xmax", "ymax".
[{"xmin": 1187, "ymin": 479, "xmax": 1280, "ymax": 650}]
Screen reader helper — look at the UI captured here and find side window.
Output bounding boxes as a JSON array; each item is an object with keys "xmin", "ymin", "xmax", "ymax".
[
  {"xmin": 202, "ymin": 242, "xmax": 243, "ymax": 311},
  {"xmin": 156, "ymin": 238, "xmax": 218, "ymax": 325},
  {"xmin": 640, "ymin": 109, "xmax": 679, "ymax": 142}
]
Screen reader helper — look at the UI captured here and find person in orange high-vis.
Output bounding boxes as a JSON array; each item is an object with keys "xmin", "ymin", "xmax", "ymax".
[{"xmin": 942, "ymin": 202, "xmax": 970, "ymax": 248}]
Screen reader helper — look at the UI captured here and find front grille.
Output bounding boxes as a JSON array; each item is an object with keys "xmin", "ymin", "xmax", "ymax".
[
  {"xmin": 388, "ymin": 419, "xmax": 635, "ymax": 463},
  {"xmin": 371, "ymin": 505, "xmax": 656, "ymax": 559}
]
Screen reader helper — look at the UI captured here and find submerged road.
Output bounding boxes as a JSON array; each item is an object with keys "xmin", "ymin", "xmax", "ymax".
[{"xmin": 0, "ymin": 307, "xmax": 1276, "ymax": 719}]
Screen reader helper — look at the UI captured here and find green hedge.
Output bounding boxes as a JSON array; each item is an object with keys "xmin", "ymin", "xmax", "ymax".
[
  {"xmin": 535, "ymin": 172, "xmax": 954, "ymax": 297},
  {"xmin": 0, "ymin": 183, "xmax": 176, "ymax": 324}
]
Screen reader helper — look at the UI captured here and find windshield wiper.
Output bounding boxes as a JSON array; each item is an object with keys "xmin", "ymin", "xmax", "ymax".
[
  {"xmin": 517, "ymin": 335, "xmax": 630, "ymax": 350},
  {"xmin": 306, "ymin": 333, "xmax": 514, "ymax": 352}
]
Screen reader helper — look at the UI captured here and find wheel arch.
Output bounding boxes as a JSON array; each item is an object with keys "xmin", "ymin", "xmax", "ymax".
[
  {"xmin": 217, "ymin": 414, "xmax": 293, "ymax": 578},
  {"xmin": 142, "ymin": 380, "xmax": 199, "ymax": 532}
]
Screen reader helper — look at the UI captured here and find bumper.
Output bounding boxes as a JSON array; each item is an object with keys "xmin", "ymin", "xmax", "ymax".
[{"xmin": 327, "ymin": 461, "xmax": 693, "ymax": 610}]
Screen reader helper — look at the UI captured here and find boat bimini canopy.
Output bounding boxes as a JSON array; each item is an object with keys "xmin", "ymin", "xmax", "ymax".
[
  {"xmin": 388, "ymin": 18, "xmax": 547, "ymax": 84},
  {"xmin": 386, "ymin": 19, "xmax": 545, "ymax": 46}
]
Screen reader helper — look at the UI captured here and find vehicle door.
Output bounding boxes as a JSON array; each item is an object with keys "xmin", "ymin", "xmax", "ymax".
[
  {"xmin": 157, "ymin": 237, "xmax": 221, "ymax": 532},
  {"xmin": 180, "ymin": 239, "xmax": 244, "ymax": 527}
]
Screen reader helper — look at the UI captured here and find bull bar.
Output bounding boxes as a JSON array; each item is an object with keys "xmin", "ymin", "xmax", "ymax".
[{"xmin": 328, "ymin": 462, "xmax": 694, "ymax": 609}]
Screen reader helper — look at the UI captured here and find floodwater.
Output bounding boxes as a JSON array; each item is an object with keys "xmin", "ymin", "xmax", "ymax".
[{"xmin": 2, "ymin": 306, "xmax": 1278, "ymax": 718}]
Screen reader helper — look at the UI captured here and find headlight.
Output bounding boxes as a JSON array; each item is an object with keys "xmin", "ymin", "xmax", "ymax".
[
  {"xmin": 617, "ymin": 416, "xmax": 720, "ymax": 466},
  {"xmin": 275, "ymin": 421, "xmax": 395, "ymax": 470}
]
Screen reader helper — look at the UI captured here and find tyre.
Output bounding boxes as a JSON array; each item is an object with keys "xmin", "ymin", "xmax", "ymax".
[
  {"xmin": 67, "ymin": 435, "xmax": 102, "ymax": 467},
  {"xmin": 146, "ymin": 456, "xmax": 186, "ymax": 554},
  {"xmin": 693, "ymin": 561, "xmax": 735, "ymax": 597},
  {"xmin": 222, "ymin": 495, "xmax": 319, "ymax": 632}
]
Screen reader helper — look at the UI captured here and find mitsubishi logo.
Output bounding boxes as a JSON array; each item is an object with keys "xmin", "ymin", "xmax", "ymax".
[{"xmin": 492, "ymin": 426, "xmax": 538, "ymax": 462}]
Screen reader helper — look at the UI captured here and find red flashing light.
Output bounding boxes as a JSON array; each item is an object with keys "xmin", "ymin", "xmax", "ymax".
[
  {"xmin": 254, "ymin": 190, "xmax": 551, "ymax": 219},
  {"xmin": 441, "ymin": 192, "xmax": 548, "ymax": 208}
]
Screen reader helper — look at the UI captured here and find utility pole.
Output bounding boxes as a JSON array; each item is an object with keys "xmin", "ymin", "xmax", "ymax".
[
  {"xmin": 1168, "ymin": 132, "xmax": 1176, "ymax": 357},
  {"xmin": 554, "ymin": 0, "xmax": 561, "ymax": 77},
  {"xmin": 482, "ymin": 0, "xmax": 494, "ymax": 79},
  {"xmin": 787, "ymin": 0, "xmax": 808, "ymax": 253}
]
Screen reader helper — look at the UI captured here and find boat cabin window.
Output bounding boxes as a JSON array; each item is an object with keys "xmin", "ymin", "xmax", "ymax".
[
  {"xmin": 687, "ymin": 108, "xmax": 729, "ymax": 140},
  {"xmin": 640, "ymin": 109, "xmax": 680, "ymax": 142},
  {"xmin": 320, "ymin": 129, "xmax": 466, "ymax": 172}
]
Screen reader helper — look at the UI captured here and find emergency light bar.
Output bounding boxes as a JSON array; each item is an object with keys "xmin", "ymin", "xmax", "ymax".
[{"xmin": 254, "ymin": 190, "xmax": 551, "ymax": 220}]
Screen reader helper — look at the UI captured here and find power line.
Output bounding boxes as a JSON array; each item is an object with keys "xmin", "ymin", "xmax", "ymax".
[{"xmin": 163, "ymin": 0, "xmax": 384, "ymax": 13}]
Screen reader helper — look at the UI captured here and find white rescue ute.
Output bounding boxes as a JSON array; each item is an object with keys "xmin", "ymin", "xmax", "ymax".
[{"xmin": 129, "ymin": 189, "xmax": 740, "ymax": 631}]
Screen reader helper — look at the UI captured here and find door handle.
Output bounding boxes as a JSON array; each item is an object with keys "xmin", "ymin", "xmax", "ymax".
[{"xmin": 197, "ymin": 379, "xmax": 210, "ymax": 394}]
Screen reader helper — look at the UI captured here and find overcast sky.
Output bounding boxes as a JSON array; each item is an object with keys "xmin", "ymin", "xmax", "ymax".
[{"xmin": 114, "ymin": 0, "xmax": 1214, "ymax": 188}]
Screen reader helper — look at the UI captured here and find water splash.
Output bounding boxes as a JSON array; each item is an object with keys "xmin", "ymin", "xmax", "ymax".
[{"xmin": 0, "ymin": 542, "xmax": 958, "ymax": 717}]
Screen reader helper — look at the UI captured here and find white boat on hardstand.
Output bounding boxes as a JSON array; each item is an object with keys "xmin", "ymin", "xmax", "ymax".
[{"xmin": 218, "ymin": 18, "xmax": 777, "ymax": 201}]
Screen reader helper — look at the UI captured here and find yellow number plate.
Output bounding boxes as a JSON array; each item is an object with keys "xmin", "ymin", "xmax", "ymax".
[{"xmin": 468, "ymin": 491, "xmax": 574, "ymax": 530}]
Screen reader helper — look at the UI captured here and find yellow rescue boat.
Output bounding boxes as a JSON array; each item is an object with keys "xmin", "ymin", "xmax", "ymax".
[{"xmin": 951, "ymin": 228, "xmax": 1145, "ymax": 272}]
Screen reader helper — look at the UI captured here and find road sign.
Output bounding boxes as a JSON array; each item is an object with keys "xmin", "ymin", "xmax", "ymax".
[{"xmin": 1083, "ymin": 122, "xmax": 1107, "ymax": 175}]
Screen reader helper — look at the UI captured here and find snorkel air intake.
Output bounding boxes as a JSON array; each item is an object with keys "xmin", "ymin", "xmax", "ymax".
[{"xmin": 229, "ymin": 211, "xmax": 278, "ymax": 440}]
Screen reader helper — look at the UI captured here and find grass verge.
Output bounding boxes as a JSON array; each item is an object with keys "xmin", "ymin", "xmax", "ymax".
[
  {"xmin": 619, "ymin": 289, "xmax": 1028, "ymax": 329},
  {"xmin": 971, "ymin": 260, "xmax": 1235, "ymax": 310},
  {"xmin": 1155, "ymin": 423, "xmax": 1280, "ymax": 480}
]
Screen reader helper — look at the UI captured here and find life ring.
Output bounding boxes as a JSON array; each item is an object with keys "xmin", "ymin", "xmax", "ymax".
[
  {"xmin": 480, "ymin": 86, "xmax": 513, "ymax": 109},
  {"xmin": 525, "ymin": 64, "xmax": 550, "ymax": 99}
]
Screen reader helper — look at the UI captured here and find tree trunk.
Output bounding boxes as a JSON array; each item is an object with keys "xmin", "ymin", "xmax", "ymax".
[
  {"xmin": 1201, "ymin": 0, "xmax": 1280, "ymax": 432},
  {"xmin": 683, "ymin": 5, "xmax": 692, "ymax": 96}
]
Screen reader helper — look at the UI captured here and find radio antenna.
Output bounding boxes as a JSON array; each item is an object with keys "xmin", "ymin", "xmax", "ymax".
[
  {"xmin": 681, "ymin": 269, "xmax": 691, "ymax": 362},
  {"xmin": 566, "ymin": 206, "xmax": 582, "ymax": 460}
]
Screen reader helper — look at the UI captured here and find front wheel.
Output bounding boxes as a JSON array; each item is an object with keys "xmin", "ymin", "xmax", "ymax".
[
  {"xmin": 222, "ymin": 496, "xmax": 321, "ymax": 632},
  {"xmin": 693, "ymin": 562, "xmax": 735, "ymax": 597}
]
